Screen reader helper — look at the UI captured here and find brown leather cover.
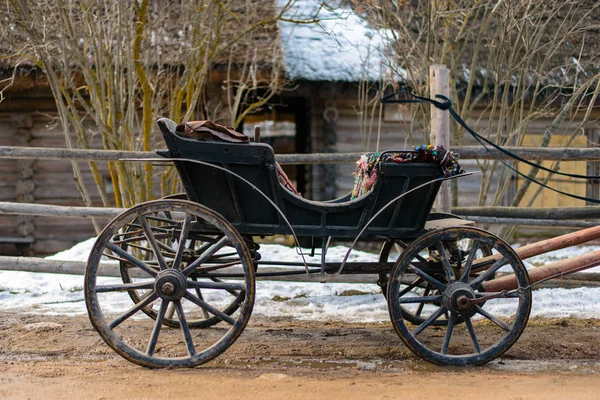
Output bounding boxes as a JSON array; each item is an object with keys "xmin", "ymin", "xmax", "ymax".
[{"xmin": 175, "ymin": 120, "xmax": 249, "ymax": 143}]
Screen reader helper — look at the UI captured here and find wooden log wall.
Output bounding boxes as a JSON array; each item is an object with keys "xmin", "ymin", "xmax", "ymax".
[
  {"xmin": 0, "ymin": 114, "xmax": 19, "ymax": 255},
  {"xmin": 0, "ymin": 112, "xmax": 112, "ymax": 256}
]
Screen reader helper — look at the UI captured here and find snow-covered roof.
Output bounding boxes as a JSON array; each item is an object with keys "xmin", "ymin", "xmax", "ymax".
[{"xmin": 278, "ymin": 0, "xmax": 388, "ymax": 82}]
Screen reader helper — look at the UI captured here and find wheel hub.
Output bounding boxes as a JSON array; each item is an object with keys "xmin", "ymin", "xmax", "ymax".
[
  {"xmin": 443, "ymin": 282, "xmax": 476, "ymax": 314},
  {"xmin": 154, "ymin": 269, "xmax": 187, "ymax": 301}
]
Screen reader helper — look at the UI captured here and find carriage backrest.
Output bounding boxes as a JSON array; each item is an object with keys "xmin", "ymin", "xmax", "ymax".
[{"xmin": 156, "ymin": 118, "xmax": 282, "ymax": 225}]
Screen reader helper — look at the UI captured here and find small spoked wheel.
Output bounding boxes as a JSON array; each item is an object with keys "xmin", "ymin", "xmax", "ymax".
[
  {"xmin": 85, "ymin": 199, "xmax": 255, "ymax": 368},
  {"xmin": 387, "ymin": 227, "xmax": 531, "ymax": 366},
  {"xmin": 379, "ymin": 237, "xmax": 492, "ymax": 326}
]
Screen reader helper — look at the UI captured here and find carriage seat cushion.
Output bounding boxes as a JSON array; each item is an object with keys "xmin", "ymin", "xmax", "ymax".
[
  {"xmin": 351, "ymin": 145, "xmax": 464, "ymax": 200},
  {"xmin": 176, "ymin": 120, "xmax": 302, "ymax": 197}
]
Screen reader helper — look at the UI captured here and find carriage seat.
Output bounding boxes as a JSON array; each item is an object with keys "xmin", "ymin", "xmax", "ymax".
[
  {"xmin": 175, "ymin": 120, "xmax": 301, "ymax": 196},
  {"xmin": 175, "ymin": 121, "xmax": 464, "ymax": 201}
]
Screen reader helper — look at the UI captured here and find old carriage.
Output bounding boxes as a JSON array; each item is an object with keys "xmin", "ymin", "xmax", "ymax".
[{"xmin": 84, "ymin": 116, "xmax": 535, "ymax": 368}]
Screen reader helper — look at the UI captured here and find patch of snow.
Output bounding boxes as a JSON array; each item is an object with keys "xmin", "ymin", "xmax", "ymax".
[
  {"xmin": 45, "ymin": 237, "xmax": 97, "ymax": 262},
  {"xmin": 1, "ymin": 238, "xmax": 599, "ymax": 321}
]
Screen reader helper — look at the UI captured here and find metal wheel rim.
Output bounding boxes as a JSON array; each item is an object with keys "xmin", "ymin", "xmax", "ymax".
[
  {"xmin": 85, "ymin": 199, "xmax": 255, "ymax": 368},
  {"xmin": 387, "ymin": 227, "xmax": 531, "ymax": 366}
]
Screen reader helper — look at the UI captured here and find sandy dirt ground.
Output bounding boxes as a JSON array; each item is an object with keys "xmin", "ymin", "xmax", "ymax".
[{"xmin": 0, "ymin": 312, "xmax": 599, "ymax": 399}]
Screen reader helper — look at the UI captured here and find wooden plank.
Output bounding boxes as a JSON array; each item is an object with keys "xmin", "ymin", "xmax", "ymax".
[
  {"xmin": 32, "ymin": 240, "xmax": 89, "ymax": 256},
  {"xmin": 430, "ymin": 64, "xmax": 451, "ymax": 212},
  {"xmin": 0, "ymin": 201, "xmax": 123, "ymax": 218},
  {"xmin": 453, "ymin": 206, "xmax": 600, "ymax": 219},
  {"xmin": 3, "ymin": 145, "xmax": 600, "ymax": 163},
  {"xmin": 465, "ymin": 216, "xmax": 598, "ymax": 228},
  {"xmin": 517, "ymin": 134, "xmax": 587, "ymax": 208}
]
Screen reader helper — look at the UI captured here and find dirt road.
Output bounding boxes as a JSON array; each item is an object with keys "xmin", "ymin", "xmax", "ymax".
[{"xmin": 0, "ymin": 313, "xmax": 599, "ymax": 399}]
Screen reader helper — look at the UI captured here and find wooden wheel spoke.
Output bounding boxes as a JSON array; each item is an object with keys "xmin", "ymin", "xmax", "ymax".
[
  {"xmin": 109, "ymin": 293, "xmax": 158, "ymax": 329},
  {"xmin": 96, "ymin": 281, "xmax": 154, "ymax": 293},
  {"xmin": 464, "ymin": 317, "xmax": 481, "ymax": 354},
  {"xmin": 415, "ymin": 286, "xmax": 431, "ymax": 317},
  {"xmin": 191, "ymin": 277, "xmax": 211, "ymax": 319},
  {"xmin": 435, "ymin": 242, "xmax": 456, "ymax": 282},
  {"xmin": 441, "ymin": 312, "xmax": 456, "ymax": 355},
  {"xmin": 407, "ymin": 263, "xmax": 446, "ymax": 291},
  {"xmin": 174, "ymin": 300, "xmax": 196, "ymax": 357},
  {"xmin": 145, "ymin": 214, "xmax": 179, "ymax": 225},
  {"xmin": 194, "ymin": 240, "xmax": 219, "ymax": 255},
  {"xmin": 106, "ymin": 242, "xmax": 158, "ymax": 277},
  {"xmin": 147, "ymin": 300, "xmax": 169, "ymax": 356},
  {"xmin": 113, "ymin": 231, "xmax": 172, "ymax": 245},
  {"xmin": 210, "ymin": 277, "xmax": 242, "ymax": 297},
  {"xmin": 172, "ymin": 214, "xmax": 192, "ymax": 270},
  {"xmin": 140, "ymin": 216, "xmax": 169, "ymax": 271},
  {"xmin": 470, "ymin": 257, "xmax": 506, "ymax": 289},
  {"xmin": 183, "ymin": 292, "xmax": 236, "ymax": 325},
  {"xmin": 181, "ymin": 236, "xmax": 229, "ymax": 276},
  {"xmin": 413, "ymin": 306, "xmax": 447, "ymax": 336},
  {"xmin": 187, "ymin": 279, "xmax": 245, "ymax": 291},
  {"xmin": 475, "ymin": 305, "xmax": 511, "ymax": 332},
  {"xmin": 460, "ymin": 240, "xmax": 480, "ymax": 283},
  {"xmin": 194, "ymin": 260, "xmax": 241, "ymax": 272},
  {"xmin": 396, "ymin": 295, "xmax": 442, "ymax": 304},
  {"xmin": 165, "ymin": 302, "xmax": 176, "ymax": 320},
  {"xmin": 397, "ymin": 277, "xmax": 424, "ymax": 297}
]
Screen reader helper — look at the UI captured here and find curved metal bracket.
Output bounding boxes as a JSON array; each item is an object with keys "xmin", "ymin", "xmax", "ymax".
[{"xmin": 336, "ymin": 172, "xmax": 476, "ymax": 275}]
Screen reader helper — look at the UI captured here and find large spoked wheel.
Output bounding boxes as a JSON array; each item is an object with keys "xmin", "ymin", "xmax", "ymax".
[
  {"xmin": 85, "ymin": 199, "xmax": 255, "ymax": 368},
  {"xmin": 387, "ymin": 227, "xmax": 531, "ymax": 366},
  {"xmin": 379, "ymin": 237, "xmax": 492, "ymax": 326}
]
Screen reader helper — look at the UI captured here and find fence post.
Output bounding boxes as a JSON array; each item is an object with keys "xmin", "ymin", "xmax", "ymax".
[{"xmin": 429, "ymin": 64, "xmax": 451, "ymax": 213}]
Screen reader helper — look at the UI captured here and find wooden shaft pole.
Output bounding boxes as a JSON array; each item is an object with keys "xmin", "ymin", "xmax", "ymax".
[
  {"xmin": 474, "ymin": 224, "xmax": 600, "ymax": 269},
  {"xmin": 430, "ymin": 65, "xmax": 451, "ymax": 212},
  {"xmin": 482, "ymin": 249, "xmax": 600, "ymax": 292}
]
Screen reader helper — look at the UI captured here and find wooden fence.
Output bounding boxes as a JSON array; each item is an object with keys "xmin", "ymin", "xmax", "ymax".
[
  {"xmin": 1, "ymin": 144, "xmax": 600, "ymax": 285},
  {"xmin": 2, "ymin": 144, "xmax": 600, "ymax": 227}
]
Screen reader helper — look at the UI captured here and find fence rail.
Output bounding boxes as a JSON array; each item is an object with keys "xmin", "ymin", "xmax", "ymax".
[
  {"xmin": 1, "ymin": 255, "xmax": 598, "ymax": 287},
  {"xmin": 3, "ymin": 145, "xmax": 600, "ymax": 164},
  {"xmin": 1, "ymin": 143, "xmax": 599, "ymax": 227},
  {"xmin": 0, "ymin": 201, "xmax": 598, "ymax": 228},
  {"xmin": 1, "ymin": 144, "xmax": 600, "ymax": 283}
]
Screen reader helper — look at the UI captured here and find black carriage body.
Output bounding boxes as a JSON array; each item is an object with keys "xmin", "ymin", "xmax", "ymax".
[{"xmin": 157, "ymin": 118, "xmax": 441, "ymax": 241}]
